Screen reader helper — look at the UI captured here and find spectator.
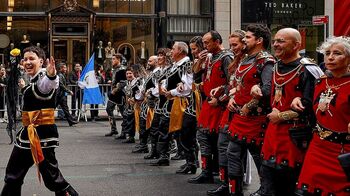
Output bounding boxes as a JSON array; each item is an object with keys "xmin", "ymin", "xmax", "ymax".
[
  {"xmin": 68, "ymin": 63, "xmax": 82, "ymax": 117},
  {"xmin": 90, "ymin": 64, "xmax": 105, "ymax": 121},
  {"xmin": 56, "ymin": 63, "xmax": 78, "ymax": 126},
  {"xmin": 0, "ymin": 65, "xmax": 7, "ymax": 123}
]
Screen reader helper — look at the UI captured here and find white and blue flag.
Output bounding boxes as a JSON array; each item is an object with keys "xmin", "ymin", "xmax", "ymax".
[{"xmin": 78, "ymin": 53, "xmax": 104, "ymax": 104}]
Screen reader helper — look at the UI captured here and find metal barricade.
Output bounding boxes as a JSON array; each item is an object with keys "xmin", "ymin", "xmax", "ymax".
[{"xmin": 0, "ymin": 84, "xmax": 120, "ymax": 122}]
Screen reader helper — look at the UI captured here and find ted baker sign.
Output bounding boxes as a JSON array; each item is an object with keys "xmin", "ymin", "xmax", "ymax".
[
  {"xmin": 265, "ymin": 2, "xmax": 303, "ymax": 9},
  {"xmin": 265, "ymin": 2, "xmax": 303, "ymax": 14}
]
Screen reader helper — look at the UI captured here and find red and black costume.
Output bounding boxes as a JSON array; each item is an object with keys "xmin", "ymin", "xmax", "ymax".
[
  {"xmin": 188, "ymin": 49, "xmax": 233, "ymax": 184},
  {"xmin": 260, "ymin": 58, "xmax": 322, "ymax": 196},
  {"xmin": 226, "ymin": 51, "xmax": 275, "ymax": 195},
  {"xmin": 296, "ymin": 72, "xmax": 350, "ymax": 196}
]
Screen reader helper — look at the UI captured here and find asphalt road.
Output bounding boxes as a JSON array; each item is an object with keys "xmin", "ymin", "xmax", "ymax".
[{"xmin": 0, "ymin": 119, "xmax": 259, "ymax": 195}]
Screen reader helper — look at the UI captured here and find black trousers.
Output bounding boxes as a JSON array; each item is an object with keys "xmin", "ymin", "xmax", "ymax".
[
  {"xmin": 71, "ymin": 87, "xmax": 81, "ymax": 116},
  {"xmin": 2, "ymin": 146, "xmax": 69, "ymax": 193},
  {"xmin": 179, "ymin": 114, "xmax": 197, "ymax": 160},
  {"xmin": 139, "ymin": 117, "xmax": 148, "ymax": 145},
  {"xmin": 106, "ymin": 100, "xmax": 124, "ymax": 133},
  {"xmin": 0, "ymin": 94, "xmax": 4, "ymax": 118},
  {"xmin": 56, "ymin": 96, "xmax": 75, "ymax": 123},
  {"xmin": 148, "ymin": 113, "xmax": 161, "ymax": 147},
  {"xmin": 197, "ymin": 129, "xmax": 218, "ymax": 158},
  {"xmin": 90, "ymin": 104, "xmax": 99, "ymax": 119},
  {"xmin": 122, "ymin": 112, "xmax": 135, "ymax": 137},
  {"xmin": 158, "ymin": 115, "xmax": 170, "ymax": 142},
  {"xmin": 260, "ymin": 164, "xmax": 301, "ymax": 196},
  {"xmin": 227, "ymin": 140, "xmax": 262, "ymax": 178},
  {"xmin": 217, "ymin": 128, "xmax": 229, "ymax": 167}
]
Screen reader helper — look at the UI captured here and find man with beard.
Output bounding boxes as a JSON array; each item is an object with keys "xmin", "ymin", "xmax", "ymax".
[
  {"xmin": 144, "ymin": 48, "xmax": 172, "ymax": 160},
  {"xmin": 188, "ymin": 30, "xmax": 233, "ymax": 184},
  {"xmin": 132, "ymin": 55, "xmax": 159, "ymax": 153},
  {"xmin": 105, "ymin": 53, "xmax": 127, "ymax": 137},
  {"xmin": 225, "ymin": 24, "xmax": 275, "ymax": 196}
]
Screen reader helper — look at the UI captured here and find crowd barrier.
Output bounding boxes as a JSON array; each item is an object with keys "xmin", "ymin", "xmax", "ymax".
[{"xmin": 0, "ymin": 83, "xmax": 119, "ymax": 122}]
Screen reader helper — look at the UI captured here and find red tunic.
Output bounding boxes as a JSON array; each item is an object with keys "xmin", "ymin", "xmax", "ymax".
[
  {"xmin": 197, "ymin": 53, "xmax": 228, "ymax": 132},
  {"xmin": 297, "ymin": 75, "xmax": 350, "ymax": 195},
  {"xmin": 262, "ymin": 65, "xmax": 306, "ymax": 168},
  {"xmin": 228, "ymin": 55, "xmax": 272, "ymax": 145}
]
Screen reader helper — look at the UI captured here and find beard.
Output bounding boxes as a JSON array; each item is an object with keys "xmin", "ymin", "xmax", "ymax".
[{"xmin": 146, "ymin": 64, "xmax": 155, "ymax": 71}]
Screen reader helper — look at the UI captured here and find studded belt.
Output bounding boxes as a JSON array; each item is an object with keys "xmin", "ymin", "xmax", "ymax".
[{"xmin": 316, "ymin": 123, "xmax": 350, "ymax": 144}]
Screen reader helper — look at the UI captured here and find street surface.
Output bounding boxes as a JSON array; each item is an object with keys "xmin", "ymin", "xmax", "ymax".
[{"xmin": 0, "ymin": 119, "xmax": 258, "ymax": 195}]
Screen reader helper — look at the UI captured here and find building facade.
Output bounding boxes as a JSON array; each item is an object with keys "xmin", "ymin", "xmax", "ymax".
[
  {"xmin": 0, "ymin": 0, "xmax": 342, "ymax": 67},
  {"xmin": 0, "ymin": 0, "xmax": 213, "ymax": 68}
]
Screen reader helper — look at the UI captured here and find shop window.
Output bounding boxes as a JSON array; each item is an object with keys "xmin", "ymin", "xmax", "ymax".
[
  {"xmin": 4, "ymin": 0, "xmax": 50, "ymax": 11},
  {"xmin": 167, "ymin": 0, "xmax": 213, "ymax": 34},
  {"xmin": 95, "ymin": 18, "xmax": 154, "ymax": 65},
  {"xmin": 93, "ymin": 0, "xmax": 154, "ymax": 14}
]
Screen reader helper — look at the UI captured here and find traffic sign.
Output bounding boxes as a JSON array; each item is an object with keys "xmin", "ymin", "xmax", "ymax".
[{"xmin": 313, "ymin": 15, "xmax": 329, "ymax": 25}]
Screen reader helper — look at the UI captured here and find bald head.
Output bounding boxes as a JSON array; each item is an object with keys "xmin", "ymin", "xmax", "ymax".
[
  {"xmin": 273, "ymin": 28, "xmax": 302, "ymax": 63},
  {"xmin": 277, "ymin": 28, "xmax": 301, "ymax": 43},
  {"xmin": 147, "ymin": 55, "xmax": 158, "ymax": 70}
]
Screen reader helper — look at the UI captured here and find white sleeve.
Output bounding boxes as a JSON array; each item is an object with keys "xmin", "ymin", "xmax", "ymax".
[
  {"xmin": 170, "ymin": 73, "xmax": 193, "ymax": 97},
  {"xmin": 150, "ymin": 85, "xmax": 159, "ymax": 98},
  {"xmin": 135, "ymin": 85, "xmax": 144, "ymax": 101},
  {"xmin": 37, "ymin": 75, "xmax": 59, "ymax": 94}
]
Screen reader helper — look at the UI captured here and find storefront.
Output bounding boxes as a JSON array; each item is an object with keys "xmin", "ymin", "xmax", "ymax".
[
  {"xmin": 0, "ymin": 0, "xmax": 214, "ymax": 69},
  {"xmin": 241, "ymin": 0, "xmax": 325, "ymax": 61},
  {"xmin": 0, "ymin": 0, "xmax": 156, "ymax": 68}
]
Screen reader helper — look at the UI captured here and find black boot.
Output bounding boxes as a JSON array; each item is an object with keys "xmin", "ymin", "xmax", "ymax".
[
  {"xmin": 249, "ymin": 186, "xmax": 263, "ymax": 196},
  {"xmin": 228, "ymin": 177, "xmax": 243, "ymax": 196},
  {"xmin": 187, "ymin": 156, "xmax": 214, "ymax": 184},
  {"xmin": 144, "ymin": 143, "xmax": 159, "ymax": 159},
  {"xmin": 68, "ymin": 120, "xmax": 78, "ymax": 127},
  {"xmin": 176, "ymin": 149, "xmax": 198, "ymax": 174},
  {"xmin": 149, "ymin": 142, "xmax": 170, "ymax": 166},
  {"xmin": 171, "ymin": 150, "xmax": 186, "ymax": 160},
  {"xmin": 207, "ymin": 184, "xmax": 230, "ymax": 196},
  {"xmin": 1, "ymin": 183, "xmax": 21, "ymax": 196},
  {"xmin": 105, "ymin": 130, "xmax": 118, "ymax": 137},
  {"xmin": 115, "ymin": 133, "xmax": 126, "ymax": 140},
  {"xmin": 122, "ymin": 136, "xmax": 135, "ymax": 143},
  {"xmin": 168, "ymin": 139, "xmax": 177, "ymax": 154},
  {"xmin": 132, "ymin": 143, "xmax": 149, "ymax": 153},
  {"xmin": 176, "ymin": 164, "xmax": 197, "ymax": 174},
  {"xmin": 55, "ymin": 185, "xmax": 79, "ymax": 196},
  {"xmin": 207, "ymin": 166, "xmax": 229, "ymax": 195}
]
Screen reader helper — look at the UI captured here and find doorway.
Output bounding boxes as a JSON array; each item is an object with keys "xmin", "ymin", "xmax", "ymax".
[{"xmin": 52, "ymin": 38, "xmax": 88, "ymax": 70}]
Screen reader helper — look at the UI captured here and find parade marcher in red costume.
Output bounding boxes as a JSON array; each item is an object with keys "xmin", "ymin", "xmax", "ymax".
[
  {"xmin": 295, "ymin": 36, "xmax": 350, "ymax": 196},
  {"xmin": 188, "ymin": 30, "xmax": 233, "ymax": 184},
  {"xmin": 225, "ymin": 25, "xmax": 275, "ymax": 196},
  {"xmin": 1, "ymin": 46, "xmax": 78, "ymax": 195},
  {"xmin": 207, "ymin": 30, "xmax": 247, "ymax": 196},
  {"xmin": 258, "ymin": 28, "xmax": 323, "ymax": 196}
]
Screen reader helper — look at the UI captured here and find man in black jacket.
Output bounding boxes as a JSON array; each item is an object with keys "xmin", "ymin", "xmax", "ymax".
[
  {"xmin": 105, "ymin": 53, "xmax": 127, "ymax": 137},
  {"xmin": 68, "ymin": 63, "xmax": 82, "ymax": 117},
  {"xmin": 56, "ymin": 63, "xmax": 77, "ymax": 126}
]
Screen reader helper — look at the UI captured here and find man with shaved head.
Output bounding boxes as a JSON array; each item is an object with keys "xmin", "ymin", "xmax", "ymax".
[
  {"xmin": 252, "ymin": 27, "xmax": 323, "ymax": 195},
  {"xmin": 132, "ymin": 55, "xmax": 159, "ymax": 153}
]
